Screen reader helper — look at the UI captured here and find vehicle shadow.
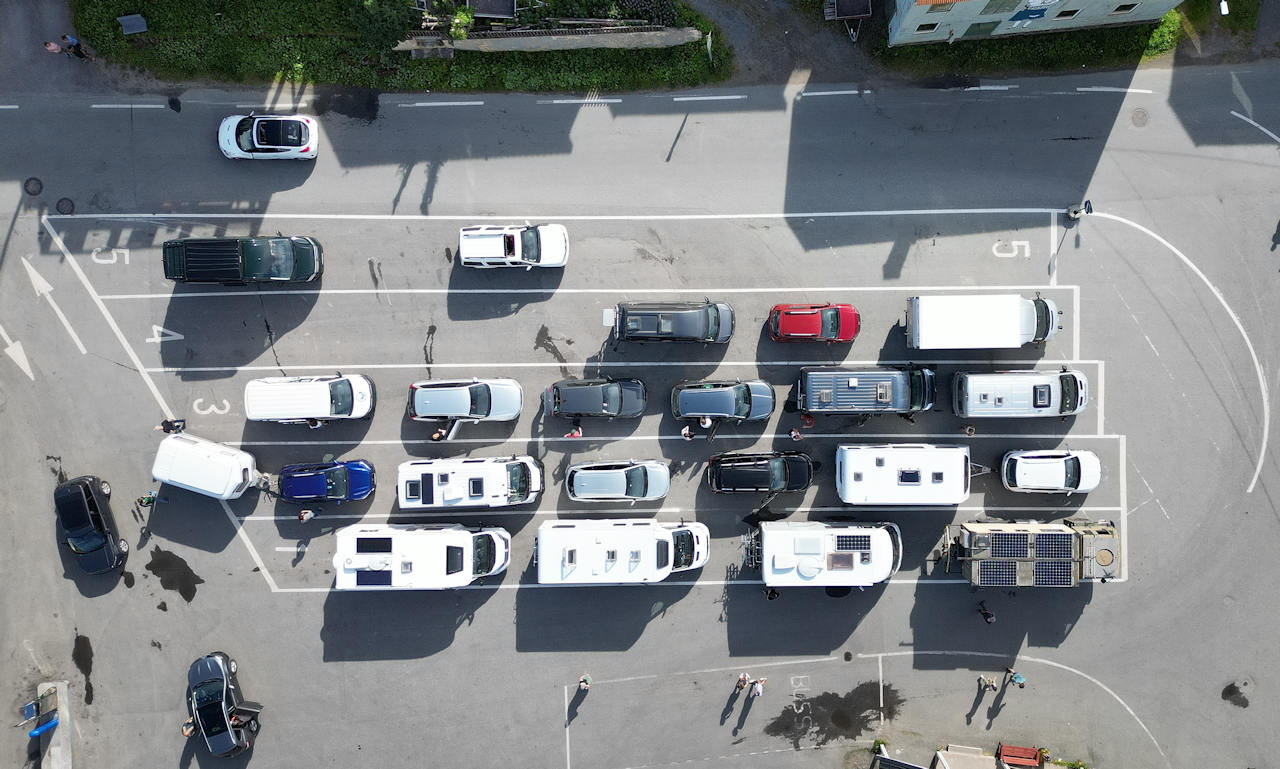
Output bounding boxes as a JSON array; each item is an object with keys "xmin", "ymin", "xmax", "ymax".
[
  {"xmin": 319, "ymin": 585, "xmax": 499, "ymax": 661},
  {"xmin": 443, "ymin": 248, "xmax": 564, "ymax": 321},
  {"xmin": 52, "ymin": 524, "xmax": 124, "ymax": 598}
]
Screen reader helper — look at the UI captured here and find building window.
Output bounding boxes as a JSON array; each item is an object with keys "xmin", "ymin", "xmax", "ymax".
[
  {"xmin": 1110, "ymin": 2, "xmax": 1139, "ymax": 12},
  {"xmin": 979, "ymin": 0, "xmax": 1020, "ymax": 14},
  {"xmin": 1055, "ymin": 8, "xmax": 1079, "ymax": 17},
  {"xmin": 927, "ymin": 2, "xmax": 955, "ymax": 11}
]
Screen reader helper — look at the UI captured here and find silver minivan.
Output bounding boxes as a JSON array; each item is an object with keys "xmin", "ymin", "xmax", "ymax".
[{"xmin": 952, "ymin": 370, "xmax": 1089, "ymax": 418}]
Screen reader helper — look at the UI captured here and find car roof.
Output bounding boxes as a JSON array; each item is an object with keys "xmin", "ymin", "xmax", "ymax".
[
  {"xmin": 54, "ymin": 481, "xmax": 93, "ymax": 529},
  {"xmin": 253, "ymin": 116, "xmax": 307, "ymax": 148},
  {"xmin": 556, "ymin": 380, "xmax": 613, "ymax": 413},
  {"xmin": 620, "ymin": 303, "xmax": 710, "ymax": 339},
  {"xmin": 413, "ymin": 382, "xmax": 472, "ymax": 417},
  {"xmin": 676, "ymin": 383, "xmax": 739, "ymax": 416},
  {"xmin": 569, "ymin": 466, "xmax": 630, "ymax": 498}
]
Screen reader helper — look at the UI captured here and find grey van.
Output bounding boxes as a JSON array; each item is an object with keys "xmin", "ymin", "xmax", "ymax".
[{"xmin": 798, "ymin": 366, "xmax": 936, "ymax": 415}]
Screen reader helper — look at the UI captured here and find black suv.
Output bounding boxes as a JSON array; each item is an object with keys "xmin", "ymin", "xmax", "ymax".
[
  {"xmin": 163, "ymin": 235, "xmax": 322, "ymax": 284},
  {"xmin": 708, "ymin": 452, "xmax": 814, "ymax": 494},
  {"xmin": 611, "ymin": 301, "xmax": 734, "ymax": 343},
  {"xmin": 543, "ymin": 378, "xmax": 647, "ymax": 419},
  {"xmin": 186, "ymin": 652, "xmax": 263, "ymax": 758},
  {"xmin": 54, "ymin": 476, "xmax": 127, "ymax": 574}
]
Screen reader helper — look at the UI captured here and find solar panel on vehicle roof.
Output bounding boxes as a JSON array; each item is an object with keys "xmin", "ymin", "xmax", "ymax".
[
  {"xmin": 990, "ymin": 532, "xmax": 1029, "ymax": 559},
  {"xmin": 1035, "ymin": 532, "xmax": 1074, "ymax": 560},
  {"xmin": 979, "ymin": 560, "xmax": 1017, "ymax": 587},
  {"xmin": 1033, "ymin": 560, "xmax": 1075, "ymax": 587},
  {"xmin": 355, "ymin": 570, "xmax": 393, "ymax": 586},
  {"xmin": 835, "ymin": 535, "xmax": 871, "ymax": 551}
]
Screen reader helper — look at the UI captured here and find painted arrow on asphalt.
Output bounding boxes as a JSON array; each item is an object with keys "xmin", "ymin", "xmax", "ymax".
[
  {"xmin": 22, "ymin": 257, "xmax": 86, "ymax": 354},
  {"xmin": 0, "ymin": 322, "xmax": 34, "ymax": 380}
]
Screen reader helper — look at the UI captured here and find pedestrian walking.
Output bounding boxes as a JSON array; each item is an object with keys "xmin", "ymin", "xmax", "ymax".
[
  {"xmin": 764, "ymin": 588, "xmax": 780, "ymax": 601},
  {"xmin": 137, "ymin": 493, "xmax": 157, "ymax": 507},
  {"xmin": 699, "ymin": 416, "xmax": 713, "ymax": 429},
  {"xmin": 978, "ymin": 675, "xmax": 997, "ymax": 692},
  {"xmin": 182, "ymin": 716, "xmax": 197, "ymax": 737},
  {"xmin": 1006, "ymin": 668, "xmax": 1027, "ymax": 688},
  {"xmin": 298, "ymin": 510, "xmax": 316, "ymax": 523},
  {"xmin": 963, "ymin": 424, "xmax": 977, "ymax": 437},
  {"xmin": 430, "ymin": 428, "xmax": 447, "ymax": 442},
  {"xmin": 789, "ymin": 428, "xmax": 803, "ymax": 442},
  {"xmin": 749, "ymin": 678, "xmax": 766, "ymax": 697},
  {"xmin": 154, "ymin": 418, "xmax": 186, "ymax": 434},
  {"xmin": 681, "ymin": 425, "xmax": 694, "ymax": 441},
  {"xmin": 61, "ymin": 34, "xmax": 92, "ymax": 61},
  {"xmin": 578, "ymin": 675, "xmax": 591, "ymax": 692},
  {"xmin": 564, "ymin": 426, "xmax": 583, "ymax": 438},
  {"xmin": 307, "ymin": 418, "xmax": 323, "ymax": 429},
  {"xmin": 735, "ymin": 673, "xmax": 750, "ymax": 691},
  {"xmin": 978, "ymin": 600, "xmax": 996, "ymax": 624},
  {"xmin": 44, "ymin": 41, "xmax": 63, "ymax": 54},
  {"xmin": 800, "ymin": 413, "xmax": 815, "ymax": 429}
]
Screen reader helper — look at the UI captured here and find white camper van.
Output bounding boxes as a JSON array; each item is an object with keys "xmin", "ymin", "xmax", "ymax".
[
  {"xmin": 243, "ymin": 374, "xmax": 376, "ymax": 423},
  {"xmin": 151, "ymin": 434, "xmax": 259, "ymax": 500},
  {"xmin": 905, "ymin": 294, "xmax": 1060, "ymax": 349},
  {"xmin": 396, "ymin": 456, "xmax": 543, "ymax": 509},
  {"xmin": 835, "ymin": 444, "xmax": 971, "ymax": 505},
  {"xmin": 757, "ymin": 521, "xmax": 903, "ymax": 587},
  {"xmin": 331, "ymin": 523, "xmax": 512, "ymax": 590},
  {"xmin": 536, "ymin": 519, "xmax": 710, "ymax": 585},
  {"xmin": 952, "ymin": 370, "xmax": 1089, "ymax": 418}
]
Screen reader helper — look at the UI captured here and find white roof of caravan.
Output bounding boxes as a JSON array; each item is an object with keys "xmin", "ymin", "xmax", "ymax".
[
  {"xmin": 536, "ymin": 519, "xmax": 702, "ymax": 584},
  {"xmin": 836, "ymin": 444, "xmax": 970, "ymax": 505},
  {"xmin": 332, "ymin": 524, "xmax": 505, "ymax": 590},
  {"xmin": 760, "ymin": 521, "xmax": 901, "ymax": 587},
  {"xmin": 150, "ymin": 434, "xmax": 256, "ymax": 499},
  {"xmin": 912, "ymin": 294, "xmax": 1030, "ymax": 349}
]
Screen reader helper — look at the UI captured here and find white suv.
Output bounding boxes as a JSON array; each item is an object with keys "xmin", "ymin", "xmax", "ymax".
[
  {"xmin": 1001, "ymin": 450, "xmax": 1101, "ymax": 494},
  {"xmin": 458, "ymin": 224, "xmax": 568, "ymax": 268}
]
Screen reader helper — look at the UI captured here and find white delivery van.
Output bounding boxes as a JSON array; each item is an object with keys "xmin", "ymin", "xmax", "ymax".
[
  {"xmin": 835, "ymin": 444, "xmax": 971, "ymax": 505},
  {"xmin": 396, "ymin": 456, "xmax": 542, "ymax": 510},
  {"xmin": 952, "ymin": 370, "xmax": 1089, "ymax": 418},
  {"xmin": 243, "ymin": 374, "xmax": 375, "ymax": 423},
  {"xmin": 151, "ymin": 434, "xmax": 259, "ymax": 500},
  {"xmin": 536, "ymin": 519, "xmax": 710, "ymax": 585},
  {"xmin": 457, "ymin": 223, "xmax": 569, "ymax": 268},
  {"xmin": 331, "ymin": 523, "xmax": 512, "ymax": 590},
  {"xmin": 757, "ymin": 521, "xmax": 903, "ymax": 588},
  {"xmin": 905, "ymin": 294, "xmax": 1060, "ymax": 349}
]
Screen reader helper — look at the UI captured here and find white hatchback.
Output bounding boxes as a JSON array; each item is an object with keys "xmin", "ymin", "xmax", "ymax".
[
  {"xmin": 218, "ymin": 114, "xmax": 318, "ymax": 160},
  {"xmin": 566, "ymin": 460, "xmax": 670, "ymax": 503},
  {"xmin": 1001, "ymin": 450, "xmax": 1101, "ymax": 494}
]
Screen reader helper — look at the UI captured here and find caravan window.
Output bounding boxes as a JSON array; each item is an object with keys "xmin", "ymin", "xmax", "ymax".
[{"xmin": 898, "ymin": 469, "xmax": 922, "ymax": 485}]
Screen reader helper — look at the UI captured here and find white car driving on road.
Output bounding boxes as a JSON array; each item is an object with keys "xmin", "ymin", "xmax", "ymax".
[{"xmin": 218, "ymin": 114, "xmax": 318, "ymax": 160}]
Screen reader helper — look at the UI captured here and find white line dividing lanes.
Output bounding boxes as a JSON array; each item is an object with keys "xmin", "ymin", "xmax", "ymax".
[
  {"xmin": 1229, "ymin": 109, "xmax": 1280, "ymax": 143},
  {"xmin": 225, "ymin": 432, "xmax": 1123, "ymax": 448},
  {"xmin": 1076, "ymin": 86, "xmax": 1155, "ymax": 94},
  {"xmin": 398, "ymin": 101, "xmax": 485, "ymax": 107}
]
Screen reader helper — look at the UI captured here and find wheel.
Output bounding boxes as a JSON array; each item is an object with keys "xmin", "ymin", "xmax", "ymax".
[
  {"xmin": 248, "ymin": 718, "xmax": 260, "ymax": 734},
  {"xmin": 228, "ymin": 659, "xmax": 237, "ymax": 674},
  {"xmin": 99, "ymin": 480, "xmax": 112, "ymax": 498},
  {"xmin": 118, "ymin": 539, "xmax": 130, "ymax": 554}
]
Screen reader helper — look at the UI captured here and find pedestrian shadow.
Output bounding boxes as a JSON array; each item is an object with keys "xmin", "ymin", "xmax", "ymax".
[
  {"xmin": 566, "ymin": 686, "xmax": 588, "ymax": 727},
  {"xmin": 965, "ymin": 682, "xmax": 988, "ymax": 725},
  {"xmin": 984, "ymin": 680, "xmax": 1010, "ymax": 729},
  {"xmin": 731, "ymin": 694, "xmax": 756, "ymax": 736},
  {"xmin": 720, "ymin": 688, "xmax": 743, "ymax": 725}
]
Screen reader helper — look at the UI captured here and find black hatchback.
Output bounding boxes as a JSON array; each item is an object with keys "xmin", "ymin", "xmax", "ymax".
[
  {"xmin": 54, "ymin": 476, "xmax": 128, "ymax": 574},
  {"xmin": 187, "ymin": 651, "xmax": 262, "ymax": 758},
  {"xmin": 707, "ymin": 452, "xmax": 814, "ymax": 494}
]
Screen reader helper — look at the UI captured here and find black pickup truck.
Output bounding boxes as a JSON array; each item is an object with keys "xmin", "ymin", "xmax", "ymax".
[{"xmin": 162, "ymin": 236, "xmax": 322, "ymax": 284}]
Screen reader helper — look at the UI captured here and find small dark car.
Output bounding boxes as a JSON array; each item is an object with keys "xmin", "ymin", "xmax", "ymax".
[
  {"xmin": 187, "ymin": 651, "xmax": 262, "ymax": 758},
  {"xmin": 54, "ymin": 476, "xmax": 127, "ymax": 574},
  {"xmin": 611, "ymin": 301, "xmax": 734, "ymax": 343},
  {"xmin": 671, "ymin": 379, "xmax": 774, "ymax": 423},
  {"xmin": 708, "ymin": 452, "xmax": 814, "ymax": 493},
  {"xmin": 278, "ymin": 460, "xmax": 375, "ymax": 503},
  {"xmin": 543, "ymin": 378, "xmax": 647, "ymax": 419}
]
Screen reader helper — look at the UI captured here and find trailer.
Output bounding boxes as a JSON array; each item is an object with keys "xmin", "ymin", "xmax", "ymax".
[{"xmin": 939, "ymin": 519, "xmax": 1120, "ymax": 587}]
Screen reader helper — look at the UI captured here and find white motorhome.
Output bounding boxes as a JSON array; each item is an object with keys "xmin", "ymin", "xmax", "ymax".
[
  {"xmin": 952, "ymin": 370, "xmax": 1089, "ymax": 418},
  {"xmin": 396, "ymin": 456, "xmax": 542, "ymax": 509},
  {"xmin": 536, "ymin": 519, "xmax": 710, "ymax": 585},
  {"xmin": 151, "ymin": 434, "xmax": 259, "ymax": 500},
  {"xmin": 243, "ymin": 374, "xmax": 375, "ymax": 422},
  {"xmin": 757, "ymin": 521, "xmax": 903, "ymax": 587},
  {"xmin": 331, "ymin": 523, "xmax": 512, "ymax": 590},
  {"xmin": 835, "ymin": 444, "xmax": 971, "ymax": 505},
  {"xmin": 905, "ymin": 294, "xmax": 1060, "ymax": 349},
  {"xmin": 940, "ymin": 519, "xmax": 1120, "ymax": 587}
]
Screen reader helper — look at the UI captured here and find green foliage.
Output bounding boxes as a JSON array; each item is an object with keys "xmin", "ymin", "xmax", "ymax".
[
  {"xmin": 449, "ymin": 5, "xmax": 475, "ymax": 39},
  {"xmin": 351, "ymin": 0, "xmax": 421, "ymax": 50},
  {"xmin": 789, "ymin": 0, "xmax": 828, "ymax": 21},
  {"xmin": 1144, "ymin": 9, "xmax": 1182, "ymax": 55}
]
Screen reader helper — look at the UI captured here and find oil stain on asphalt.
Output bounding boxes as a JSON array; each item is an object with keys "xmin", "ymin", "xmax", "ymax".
[
  {"xmin": 145, "ymin": 546, "xmax": 205, "ymax": 603},
  {"xmin": 72, "ymin": 631, "xmax": 94, "ymax": 705},
  {"xmin": 763, "ymin": 681, "xmax": 903, "ymax": 748}
]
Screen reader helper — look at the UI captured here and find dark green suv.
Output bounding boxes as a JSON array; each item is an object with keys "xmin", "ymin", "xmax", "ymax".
[{"xmin": 163, "ymin": 236, "xmax": 322, "ymax": 284}]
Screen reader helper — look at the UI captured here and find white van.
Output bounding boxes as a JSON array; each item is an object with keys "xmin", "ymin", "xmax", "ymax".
[
  {"xmin": 243, "ymin": 374, "xmax": 375, "ymax": 423},
  {"xmin": 151, "ymin": 434, "xmax": 259, "ymax": 500},
  {"xmin": 835, "ymin": 444, "xmax": 971, "ymax": 506},
  {"xmin": 952, "ymin": 370, "xmax": 1089, "ymax": 418},
  {"xmin": 905, "ymin": 294, "xmax": 1060, "ymax": 349},
  {"xmin": 757, "ymin": 521, "xmax": 903, "ymax": 588},
  {"xmin": 536, "ymin": 519, "xmax": 710, "ymax": 585},
  {"xmin": 331, "ymin": 523, "xmax": 512, "ymax": 590},
  {"xmin": 396, "ymin": 456, "xmax": 543, "ymax": 509}
]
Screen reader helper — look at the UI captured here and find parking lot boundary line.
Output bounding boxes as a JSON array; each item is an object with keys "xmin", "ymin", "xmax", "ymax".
[
  {"xmin": 1097, "ymin": 359, "xmax": 1105, "ymax": 434},
  {"xmin": 224, "ymin": 432, "xmax": 1123, "ymax": 448},
  {"xmin": 224, "ymin": 500, "xmax": 278, "ymax": 592},
  {"xmin": 795, "ymin": 505, "xmax": 1122, "ymax": 513},
  {"xmin": 1073, "ymin": 284, "xmax": 1081, "ymax": 361},
  {"xmin": 596, "ymin": 655, "xmax": 839, "ymax": 684},
  {"xmin": 563, "ymin": 686, "xmax": 572, "ymax": 769},
  {"xmin": 148, "ymin": 358, "xmax": 1102, "ymax": 373},
  {"xmin": 241, "ymin": 506, "xmax": 686, "ymax": 520},
  {"xmin": 1119, "ymin": 434, "xmax": 1128, "ymax": 582},
  {"xmin": 266, "ymin": 576, "xmax": 974, "ymax": 593}
]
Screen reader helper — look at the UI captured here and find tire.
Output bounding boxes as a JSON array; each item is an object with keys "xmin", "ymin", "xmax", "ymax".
[
  {"xmin": 118, "ymin": 539, "xmax": 130, "ymax": 554},
  {"xmin": 100, "ymin": 480, "xmax": 112, "ymax": 498},
  {"xmin": 228, "ymin": 659, "xmax": 237, "ymax": 674},
  {"xmin": 248, "ymin": 718, "xmax": 260, "ymax": 734}
]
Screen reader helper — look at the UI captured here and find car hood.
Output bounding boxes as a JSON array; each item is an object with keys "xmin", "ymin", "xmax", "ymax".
[
  {"xmin": 745, "ymin": 381, "xmax": 775, "ymax": 421},
  {"xmin": 345, "ymin": 461, "xmax": 376, "ymax": 499},
  {"xmin": 713, "ymin": 303, "xmax": 735, "ymax": 343},
  {"xmin": 414, "ymin": 386, "xmax": 471, "ymax": 418},
  {"xmin": 642, "ymin": 464, "xmax": 671, "ymax": 499},
  {"xmin": 782, "ymin": 455, "xmax": 814, "ymax": 490},
  {"xmin": 616, "ymin": 379, "xmax": 646, "ymax": 418},
  {"xmin": 487, "ymin": 379, "xmax": 524, "ymax": 420},
  {"xmin": 187, "ymin": 657, "xmax": 225, "ymax": 689},
  {"xmin": 536, "ymin": 224, "xmax": 569, "ymax": 267},
  {"xmin": 1075, "ymin": 452, "xmax": 1103, "ymax": 493}
]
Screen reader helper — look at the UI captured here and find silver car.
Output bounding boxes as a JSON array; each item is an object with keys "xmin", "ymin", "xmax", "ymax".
[
  {"xmin": 566, "ymin": 460, "xmax": 671, "ymax": 502},
  {"xmin": 408, "ymin": 378, "xmax": 523, "ymax": 424}
]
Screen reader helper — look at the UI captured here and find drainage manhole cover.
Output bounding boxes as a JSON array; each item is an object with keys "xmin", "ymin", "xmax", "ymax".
[
  {"xmin": 1131, "ymin": 108, "xmax": 1149, "ymax": 127},
  {"xmin": 24, "ymin": 177, "xmax": 42, "ymax": 195},
  {"xmin": 55, "ymin": 198, "xmax": 75, "ymax": 215}
]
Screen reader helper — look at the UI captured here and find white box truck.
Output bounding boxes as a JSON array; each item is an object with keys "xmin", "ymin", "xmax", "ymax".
[
  {"xmin": 331, "ymin": 523, "xmax": 512, "ymax": 590},
  {"xmin": 835, "ymin": 444, "xmax": 971, "ymax": 506},
  {"xmin": 755, "ymin": 521, "xmax": 903, "ymax": 588},
  {"xmin": 536, "ymin": 519, "xmax": 710, "ymax": 584},
  {"xmin": 905, "ymin": 294, "xmax": 1060, "ymax": 349}
]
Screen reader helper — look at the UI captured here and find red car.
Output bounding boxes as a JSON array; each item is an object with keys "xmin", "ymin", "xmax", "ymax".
[{"xmin": 767, "ymin": 303, "xmax": 860, "ymax": 343}]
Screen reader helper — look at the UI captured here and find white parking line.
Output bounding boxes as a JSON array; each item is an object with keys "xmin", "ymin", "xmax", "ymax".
[
  {"xmin": 227, "ymin": 432, "xmax": 1123, "ymax": 448},
  {"xmin": 235, "ymin": 102, "xmax": 309, "ymax": 109},
  {"xmin": 798, "ymin": 89, "xmax": 870, "ymax": 97},
  {"xmin": 965, "ymin": 85, "xmax": 1017, "ymax": 91},
  {"xmin": 90, "ymin": 103, "xmax": 167, "ymax": 109},
  {"xmin": 0, "ymin": 105, "xmax": 19, "ymax": 110},
  {"xmin": 537, "ymin": 98, "xmax": 622, "ymax": 105},
  {"xmin": 398, "ymin": 101, "xmax": 485, "ymax": 107},
  {"xmin": 1076, "ymin": 86, "xmax": 1155, "ymax": 94},
  {"xmin": 268, "ymin": 575, "xmax": 972, "ymax": 593},
  {"xmin": 672, "ymin": 95, "xmax": 747, "ymax": 102},
  {"xmin": 243, "ymin": 507, "xmax": 686, "ymax": 521}
]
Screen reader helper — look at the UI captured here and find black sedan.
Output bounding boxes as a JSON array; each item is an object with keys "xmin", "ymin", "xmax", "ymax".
[
  {"xmin": 708, "ymin": 452, "xmax": 814, "ymax": 493},
  {"xmin": 54, "ymin": 476, "xmax": 127, "ymax": 574},
  {"xmin": 543, "ymin": 377, "xmax": 646, "ymax": 419},
  {"xmin": 186, "ymin": 651, "xmax": 262, "ymax": 758}
]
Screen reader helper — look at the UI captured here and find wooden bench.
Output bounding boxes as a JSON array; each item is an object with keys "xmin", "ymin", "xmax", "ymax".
[{"xmin": 996, "ymin": 743, "xmax": 1042, "ymax": 767}]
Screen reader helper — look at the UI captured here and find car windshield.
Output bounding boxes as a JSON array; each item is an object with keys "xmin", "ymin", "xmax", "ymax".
[
  {"xmin": 819, "ymin": 308, "xmax": 841, "ymax": 339},
  {"xmin": 468, "ymin": 383, "xmax": 492, "ymax": 418},
  {"xmin": 601, "ymin": 383, "xmax": 622, "ymax": 416},
  {"xmin": 1034, "ymin": 299, "xmax": 1053, "ymax": 340},
  {"xmin": 323, "ymin": 465, "xmax": 349, "ymax": 498},
  {"xmin": 624, "ymin": 466, "xmax": 648, "ymax": 498},
  {"xmin": 1058, "ymin": 374, "xmax": 1079, "ymax": 414},
  {"xmin": 769, "ymin": 312, "xmax": 780, "ymax": 336},
  {"xmin": 234, "ymin": 118, "xmax": 255, "ymax": 151},
  {"xmin": 472, "ymin": 533, "xmax": 496, "ymax": 575},
  {"xmin": 704, "ymin": 306, "xmax": 720, "ymax": 340},
  {"xmin": 768, "ymin": 458, "xmax": 788, "ymax": 491},
  {"xmin": 519, "ymin": 227, "xmax": 541, "ymax": 263},
  {"xmin": 732, "ymin": 385, "xmax": 751, "ymax": 418},
  {"xmin": 242, "ymin": 238, "xmax": 296, "ymax": 279},
  {"xmin": 329, "ymin": 379, "xmax": 355, "ymax": 416},
  {"xmin": 1003, "ymin": 458, "xmax": 1018, "ymax": 487},
  {"xmin": 66, "ymin": 530, "xmax": 107, "ymax": 554},
  {"xmin": 1064, "ymin": 457, "xmax": 1082, "ymax": 489},
  {"xmin": 908, "ymin": 369, "xmax": 928, "ymax": 411},
  {"xmin": 506, "ymin": 462, "xmax": 530, "ymax": 503},
  {"xmin": 671, "ymin": 529, "xmax": 695, "ymax": 569}
]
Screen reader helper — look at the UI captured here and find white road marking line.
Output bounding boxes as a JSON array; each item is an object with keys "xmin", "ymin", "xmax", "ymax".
[
  {"xmin": 863, "ymin": 650, "xmax": 1170, "ymax": 769},
  {"xmin": 1076, "ymin": 86, "xmax": 1155, "ymax": 94},
  {"xmin": 0, "ymin": 322, "xmax": 33, "ymax": 380},
  {"xmin": 274, "ymin": 545, "xmax": 305, "ymax": 552},
  {"xmin": 40, "ymin": 216, "xmax": 173, "ymax": 419},
  {"xmin": 598, "ymin": 656, "xmax": 838, "ymax": 684},
  {"xmin": 224, "ymin": 432, "xmax": 1123, "ymax": 448},
  {"xmin": 1119, "ymin": 434, "xmax": 1129, "ymax": 581},
  {"xmin": 235, "ymin": 103, "xmax": 309, "ymax": 109},
  {"xmin": 1092, "ymin": 210, "xmax": 1269, "ymax": 494},
  {"xmin": 223, "ymin": 500, "xmax": 278, "ymax": 591},
  {"xmin": 798, "ymin": 89, "xmax": 868, "ymax": 97},
  {"xmin": 1229, "ymin": 109, "xmax": 1280, "ymax": 144},
  {"xmin": 243, "ymin": 506, "xmax": 686, "ymax": 521},
  {"xmin": 1096, "ymin": 359, "xmax": 1105, "ymax": 435},
  {"xmin": 672, "ymin": 94, "xmax": 747, "ymax": 102},
  {"xmin": 90, "ymin": 103, "xmax": 166, "ymax": 108},
  {"xmin": 1048, "ymin": 212, "xmax": 1058, "ymax": 285},
  {"xmin": 796, "ymin": 505, "xmax": 1122, "ymax": 513},
  {"xmin": 964, "ymin": 85, "xmax": 1017, "ymax": 91},
  {"xmin": 564, "ymin": 685, "xmax": 572, "ymax": 769},
  {"xmin": 22, "ymin": 257, "xmax": 86, "ymax": 354},
  {"xmin": 0, "ymin": 105, "xmax": 19, "ymax": 110},
  {"xmin": 1072, "ymin": 284, "xmax": 1081, "ymax": 362},
  {"xmin": 538, "ymin": 98, "xmax": 622, "ymax": 104},
  {"xmin": 268, "ymin": 575, "xmax": 972, "ymax": 593},
  {"xmin": 398, "ymin": 101, "xmax": 485, "ymax": 107}
]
